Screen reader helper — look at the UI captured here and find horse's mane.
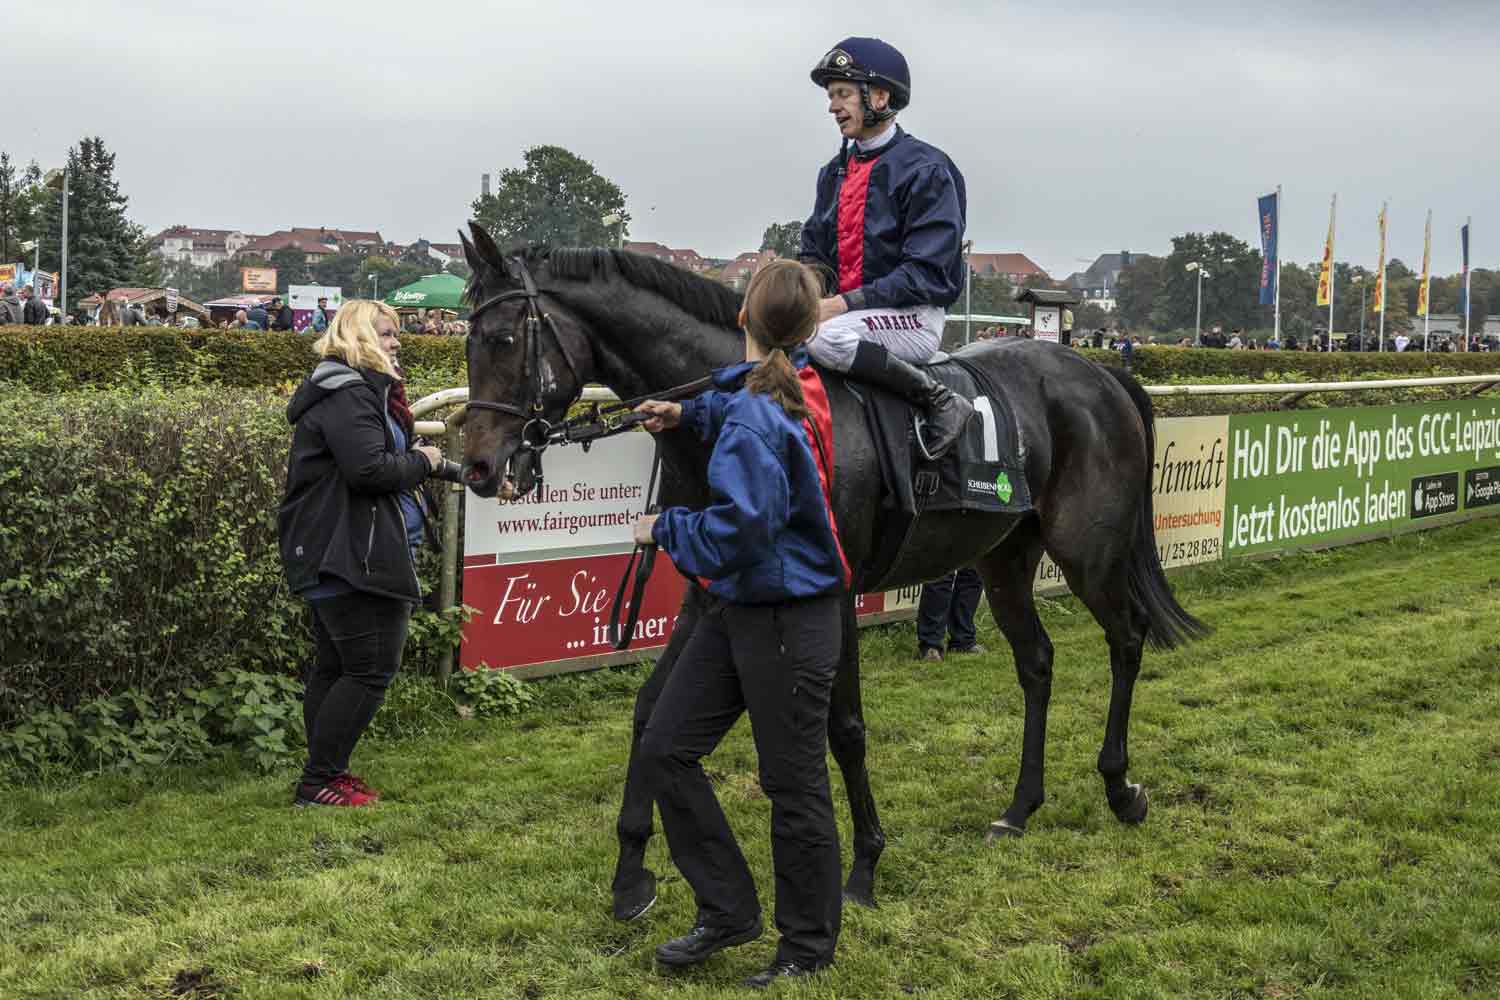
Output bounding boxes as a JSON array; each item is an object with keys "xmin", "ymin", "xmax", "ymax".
[{"xmin": 476, "ymin": 244, "xmax": 744, "ymax": 330}]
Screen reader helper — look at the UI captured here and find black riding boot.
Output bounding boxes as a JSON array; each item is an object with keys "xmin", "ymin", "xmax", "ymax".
[{"xmin": 848, "ymin": 340, "xmax": 974, "ymax": 459}]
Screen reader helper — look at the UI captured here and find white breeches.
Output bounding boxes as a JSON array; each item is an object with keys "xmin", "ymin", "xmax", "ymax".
[{"xmin": 806, "ymin": 305, "xmax": 945, "ymax": 372}]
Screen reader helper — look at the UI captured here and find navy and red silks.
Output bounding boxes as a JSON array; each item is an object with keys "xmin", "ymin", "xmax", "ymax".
[{"xmin": 799, "ymin": 126, "xmax": 967, "ymax": 312}]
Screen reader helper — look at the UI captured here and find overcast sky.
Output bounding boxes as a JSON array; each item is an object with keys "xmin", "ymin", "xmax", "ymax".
[{"xmin": 14, "ymin": 0, "xmax": 1497, "ymax": 278}]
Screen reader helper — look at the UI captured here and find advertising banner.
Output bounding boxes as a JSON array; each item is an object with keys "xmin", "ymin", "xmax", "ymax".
[
  {"xmin": 1222, "ymin": 400, "xmax": 1500, "ymax": 556},
  {"xmin": 288, "ymin": 284, "xmax": 343, "ymax": 332},
  {"xmin": 462, "ymin": 402, "xmax": 1500, "ymax": 673},
  {"xmin": 241, "ymin": 266, "xmax": 278, "ymax": 292},
  {"xmin": 1151, "ymin": 415, "xmax": 1230, "ymax": 568},
  {"xmin": 462, "ymin": 434, "xmax": 927, "ymax": 671},
  {"xmin": 0, "ymin": 263, "xmax": 17, "ymax": 286}
]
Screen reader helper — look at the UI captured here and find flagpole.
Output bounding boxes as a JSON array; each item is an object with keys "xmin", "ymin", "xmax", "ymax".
[
  {"xmin": 1464, "ymin": 216, "xmax": 1473, "ymax": 352},
  {"xmin": 1327, "ymin": 194, "xmax": 1337, "ymax": 349},
  {"xmin": 1273, "ymin": 185, "xmax": 1282, "ymax": 344},
  {"xmin": 1377, "ymin": 201, "xmax": 1387, "ymax": 353},
  {"xmin": 1423, "ymin": 210, "xmax": 1431, "ymax": 353}
]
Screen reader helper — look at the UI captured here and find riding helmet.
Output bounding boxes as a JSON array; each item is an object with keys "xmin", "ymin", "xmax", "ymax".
[{"xmin": 810, "ymin": 37, "xmax": 911, "ymax": 111}]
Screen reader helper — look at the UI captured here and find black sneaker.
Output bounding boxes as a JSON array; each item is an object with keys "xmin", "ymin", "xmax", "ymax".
[
  {"xmin": 948, "ymin": 643, "xmax": 987, "ymax": 656},
  {"xmin": 654, "ymin": 918, "xmax": 763, "ymax": 968},
  {"xmin": 743, "ymin": 958, "xmax": 824, "ymax": 989}
]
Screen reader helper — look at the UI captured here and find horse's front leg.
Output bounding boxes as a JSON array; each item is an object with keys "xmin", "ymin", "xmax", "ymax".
[
  {"xmin": 611, "ymin": 582, "xmax": 706, "ymax": 921},
  {"xmin": 828, "ymin": 594, "xmax": 886, "ymax": 907}
]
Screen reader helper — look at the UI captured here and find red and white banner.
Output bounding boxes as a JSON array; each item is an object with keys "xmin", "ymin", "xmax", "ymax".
[{"xmin": 460, "ymin": 434, "xmax": 915, "ymax": 672}]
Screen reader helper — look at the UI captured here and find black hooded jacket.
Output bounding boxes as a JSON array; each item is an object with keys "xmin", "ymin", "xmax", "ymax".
[{"xmin": 278, "ymin": 360, "xmax": 432, "ymax": 601}]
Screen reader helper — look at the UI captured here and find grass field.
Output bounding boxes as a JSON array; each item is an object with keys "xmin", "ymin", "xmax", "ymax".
[{"xmin": 2, "ymin": 519, "xmax": 1499, "ymax": 999}]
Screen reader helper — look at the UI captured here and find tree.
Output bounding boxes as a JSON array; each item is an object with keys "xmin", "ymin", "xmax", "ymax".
[
  {"xmin": 269, "ymin": 247, "xmax": 311, "ymax": 291},
  {"xmin": 1159, "ymin": 232, "xmax": 1261, "ymax": 334},
  {"xmin": 471, "ymin": 145, "xmax": 630, "ymax": 248},
  {"xmin": 310, "ymin": 252, "xmax": 363, "ymax": 294},
  {"xmin": 32, "ymin": 137, "xmax": 154, "ymax": 299},
  {"xmin": 760, "ymin": 220, "xmax": 803, "ymax": 258},
  {"xmin": 1115, "ymin": 256, "xmax": 1165, "ymax": 331}
]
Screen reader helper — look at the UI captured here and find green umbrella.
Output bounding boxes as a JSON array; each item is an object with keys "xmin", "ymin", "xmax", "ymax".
[{"xmin": 383, "ymin": 273, "xmax": 468, "ymax": 310}]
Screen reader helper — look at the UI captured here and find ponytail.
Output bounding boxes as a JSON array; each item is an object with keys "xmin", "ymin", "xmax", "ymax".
[
  {"xmin": 745, "ymin": 347, "xmax": 808, "ymax": 419},
  {"xmin": 741, "ymin": 259, "xmax": 821, "ymax": 418}
]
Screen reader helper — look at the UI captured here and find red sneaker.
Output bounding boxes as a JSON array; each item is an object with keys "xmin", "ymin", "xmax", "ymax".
[
  {"xmin": 294, "ymin": 780, "xmax": 374, "ymax": 808},
  {"xmin": 333, "ymin": 773, "xmax": 380, "ymax": 800}
]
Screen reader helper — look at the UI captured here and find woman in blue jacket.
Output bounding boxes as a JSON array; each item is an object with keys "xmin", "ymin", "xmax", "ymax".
[{"xmin": 632, "ymin": 260, "xmax": 849, "ymax": 989}]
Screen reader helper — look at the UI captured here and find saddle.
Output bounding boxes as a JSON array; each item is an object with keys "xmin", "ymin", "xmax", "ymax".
[{"xmin": 841, "ymin": 351, "xmax": 1033, "ymax": 589}]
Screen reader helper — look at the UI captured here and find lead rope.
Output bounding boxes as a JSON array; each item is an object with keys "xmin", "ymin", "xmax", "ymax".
[{"xmin": 607, "ymin": 438, "xmax": 663, "ymax": 650}]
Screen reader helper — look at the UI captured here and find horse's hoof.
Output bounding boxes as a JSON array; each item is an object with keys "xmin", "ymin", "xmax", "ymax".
[
  {"xmin": 987, "ymin": 818, "xmax": 1025, "ymax": 842},
  {"xmin": 843, "ymin": 871, "xmax": 878, "ymax": 909},
  {"xmin": 1114, "ymin": 784, "xmax": 1149, "ymax": 825},
  {"xmin": 611, "ymin": 868, "xmax": 658, "ymax": 922}
]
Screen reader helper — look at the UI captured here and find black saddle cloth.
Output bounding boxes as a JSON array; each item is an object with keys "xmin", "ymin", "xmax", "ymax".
[{"xmin": 842, "ymin": 352, "xmax": 1033, "ymax": 587}]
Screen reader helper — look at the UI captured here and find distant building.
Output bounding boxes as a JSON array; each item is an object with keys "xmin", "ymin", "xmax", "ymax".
[
  {"xmin": 1415, "ymin": 313, "xmax": 1500, "ymax": 338},
  {"xmin": 719, "ymin": 250, "xmax": 779, "ymax": 291},
  {"xmin": 623, "ymin": 241, "xmax": 710, "ymax": 273},
  {"xmin": 966, "ymin": 252, "xmax": 1049, "ymax": 285},
  {"xmin": 1062, "ymin": 251, "xmax": 1150, "ymax": 312},
  {"xmin": 152, "ymin": 227, "xmax": 251, "ymax": 267},
  {"xmin": 239, "ymin": 227, "xmax": 386, "ymax": 263}
]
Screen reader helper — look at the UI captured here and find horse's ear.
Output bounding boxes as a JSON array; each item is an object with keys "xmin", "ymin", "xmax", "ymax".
[
  {"xmin": 467, "ymin": 221, "xmax": 511, "ymax": 281},
  {"xmin": 459, "ymin": 229, "xmax": 487, "ymax": 278}
]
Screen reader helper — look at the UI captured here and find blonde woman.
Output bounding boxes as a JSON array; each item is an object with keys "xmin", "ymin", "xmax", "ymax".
[{"xmin": 277, "ymin": 299, "xmax": 446, "ymax": 808}]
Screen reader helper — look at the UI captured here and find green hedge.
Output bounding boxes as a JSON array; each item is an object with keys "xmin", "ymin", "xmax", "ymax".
[
  {"xmin": 4, "ymin": 327, "xmax": 1495, "ymax": 396},
  {"xmin": 0, "ymin": 326, "xmax": 467, "ymax": 391},
  {"xmin": 1075, "ymin": 345, "xmax": 1500, "ymax": 382},
  {"xmin": 0, "ymin": 385, "xmax": 460, "ymax": 726}
]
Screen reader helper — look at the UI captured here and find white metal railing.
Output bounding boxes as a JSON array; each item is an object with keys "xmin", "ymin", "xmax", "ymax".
[
  {"xmin": 1140, "ymin": 373, "xmax": 1500, "ymax": 397},
  {"xmin": 413, "ymin": 375, "xmax": 1500, "ymax": 433}
]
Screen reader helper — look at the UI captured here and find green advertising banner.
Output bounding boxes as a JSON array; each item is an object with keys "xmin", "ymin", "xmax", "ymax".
[{"xmin": 1223, "ymin": 399, "xmax": 1500, "ymax": 556}]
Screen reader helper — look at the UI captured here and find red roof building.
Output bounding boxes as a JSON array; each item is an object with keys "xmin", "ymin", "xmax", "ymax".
[
  {"xmin": 967, "ymin": 252, "xmax": 1050, "ymax": 284},
  {"xmin": 240, "ymin": 227, "xmax": 386, "ymax": 262},
  {"xmin": 623, "ymin": 241, "xmax": 709, "ymax": 273},
  {"xmin": 719, "ymin": 250, "xmax": 779, "ymax": 290}
]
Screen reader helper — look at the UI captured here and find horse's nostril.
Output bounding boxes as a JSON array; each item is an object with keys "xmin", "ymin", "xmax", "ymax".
[{"xmin": 465, "ymin": 461, "xmax": 491, "ymax": 482}]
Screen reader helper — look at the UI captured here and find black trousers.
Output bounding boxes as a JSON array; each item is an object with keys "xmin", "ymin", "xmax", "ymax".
[
  {"xmin": 302, "ymin": 592, "xmax": 411, "ymax": 786},
  {"xmin": 639, "ymin": 593, "xmax": 843, "ymax": 968},
  {"xmin": 916, "ymin": 567, "xmax": 983, "ymax": 652}
]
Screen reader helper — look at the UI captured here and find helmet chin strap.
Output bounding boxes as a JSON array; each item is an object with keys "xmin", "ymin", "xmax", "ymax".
[{"xmin": 858, "ymin": 82, "xmax": 897, "ymax": 129}]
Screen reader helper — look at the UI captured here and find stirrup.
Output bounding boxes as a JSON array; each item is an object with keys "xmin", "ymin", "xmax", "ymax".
[{"xmin": 912, "ymin": 415, "xmax": 941, "ymax": 462}]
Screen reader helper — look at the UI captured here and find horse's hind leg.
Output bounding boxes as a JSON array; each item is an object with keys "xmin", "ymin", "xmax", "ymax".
[
  {"xmin": 610, "ymin": 583, "xmax": 708, "ymax": 920},
  {"xmin": 1087, "ymin": 581, "xmax": 1151, "ymax": 824},
  {"xmin": 977, "ymin": 520, "xmax": 1053, "ymax": 839},
  {"xmin": 1049, "ymin": 534, "xmax": 1152, "ymax": 825},
  {"xmin": 828, "ymin": 594, "xmax": 885, "ymax": 907}
]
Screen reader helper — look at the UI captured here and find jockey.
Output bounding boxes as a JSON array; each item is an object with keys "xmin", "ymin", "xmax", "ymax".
[{"xmin": 800, "ymin": 36, "xmax": 974, "ymax": 458}]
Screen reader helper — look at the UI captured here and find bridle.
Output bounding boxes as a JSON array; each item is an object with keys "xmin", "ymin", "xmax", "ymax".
[
  {"xmin": 464, "ymin": 253, "xmax": 590, "ymax": 453},
  {"xmin": 463, "ymin": 252, "xmax": 712, "ymax": 459},
  {"xmin": 460, "ymin": 250, "xmax": 716, "ymax": 653}
]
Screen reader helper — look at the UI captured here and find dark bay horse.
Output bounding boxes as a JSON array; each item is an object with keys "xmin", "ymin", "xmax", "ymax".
[{"xmin": 456, "ymin": 224, "xmax": 1206, "ymax": 917}]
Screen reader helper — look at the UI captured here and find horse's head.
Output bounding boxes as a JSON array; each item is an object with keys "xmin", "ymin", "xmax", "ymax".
[{"xmin": 460, "ymin": 222, "xmax": 594, "ymax": 499}]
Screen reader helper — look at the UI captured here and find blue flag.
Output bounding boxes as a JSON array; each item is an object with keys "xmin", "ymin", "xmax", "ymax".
[
  {"xmin": 1257, "ymin": 192, "xmax": 1279, "ymax": 306},
  {"xmin": 1458, "ymin": 222, "xmax": 1471, "ymax": 315}
]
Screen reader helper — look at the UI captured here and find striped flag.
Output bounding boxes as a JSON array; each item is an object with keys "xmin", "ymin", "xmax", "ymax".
[
  {"xmin": 1316, "ymin": 195, "xmax": 1336, "ymax": 307},
  {"xmin": 1372, "ymin": 203, "xmax": 1388, "ymax": 314},
  {"xmin": 1417, "ymin": 211, "xmax": 1432, "ymax": 317}
]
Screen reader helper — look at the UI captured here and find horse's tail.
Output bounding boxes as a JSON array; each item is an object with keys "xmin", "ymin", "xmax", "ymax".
[{"xmin": 1103, "ymin": 366, "xmax": 1211, "ymax": 650}]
